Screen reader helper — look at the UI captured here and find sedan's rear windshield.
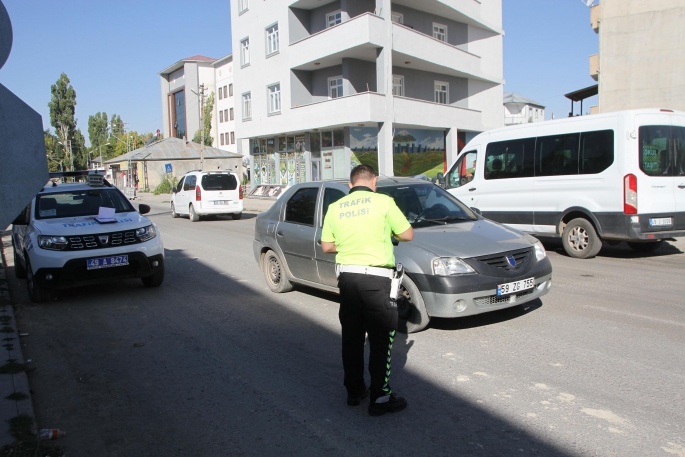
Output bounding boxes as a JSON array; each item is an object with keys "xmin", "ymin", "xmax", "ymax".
[
  {"xmin": 377, "ymin": 184, "xmax": 477, "ymax": 226},
  {"xmin": 35, "ymin": 189, "xmax": 134, "ymax": 220},
  {"xmin": 201, "ymin": 174, "xmax": 238, "ymax": 190}
]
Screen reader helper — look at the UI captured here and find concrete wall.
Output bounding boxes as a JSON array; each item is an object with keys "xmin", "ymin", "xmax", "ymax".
[
  {"xmin": 597, "ymin": 0, "xmax": 685, "ymax": 112},
  {"xmin": 391, "ymin": 4, "xmax": 468, "ymax": 51},
  {"xmin": 289, "ymin": 8, "xmax": 310, "ymax": 43},
  {"xmin": 312, "ymin": 64, "xmax": 343, "ymax": 103},
  {"xmin": 311, "ymin": 0, "xmax": 341, "ymax": 35},
  {"xmin": 344, "ymin": 58, "xmax": 377, "ymax": 94},
  {"xmin": 392, "ymin": 65, "xmax": 468, "ymax": 107}
]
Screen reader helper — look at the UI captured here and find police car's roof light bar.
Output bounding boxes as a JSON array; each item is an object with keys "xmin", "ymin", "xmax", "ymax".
[{"xmin": 47, "ymin": 170, "xmax": 111, "ymax": 187}]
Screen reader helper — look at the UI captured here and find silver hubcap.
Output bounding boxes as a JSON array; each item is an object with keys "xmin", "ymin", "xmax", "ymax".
[
  {"xmin": 268, "ymin": 257, "xmax": 281, "ymax": 284},
  {"xmin": 568, "ymin": 226, "xmax": 589, "ymax": 251}
]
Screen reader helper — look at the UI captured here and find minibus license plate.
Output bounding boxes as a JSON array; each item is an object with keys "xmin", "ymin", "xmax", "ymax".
[
  {"xmin": 87, "ymin": 255, "xmax": 128, "ymax": 270},
  {"xmin": 649, "ymin": 217, "xmax": 672, "ymax": 227},
  {"xmin": 497, "ymin": 277, "xmax": 534, "ymax": 296},
  {"xmin": 214, "ymin": 200, "xmax": 229, "ymax": 205}
]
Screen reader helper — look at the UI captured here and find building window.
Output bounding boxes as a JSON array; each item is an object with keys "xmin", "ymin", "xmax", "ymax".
[
  {"xmin": 327, "ymin": 10, "xmax": 342, "ymax": 28},
  {"xmin": 328, "ymin": 76, "xmax": 343, "ymax": 99},
  {"xmin": 223, "ymin": 86, "xmax": 227, "ymax": 98},
  {"xmin": 391, "ymin": 13, "xmax": 403, "ymax": 24},
  {"xmin": 433, "ymin": 23, "xmax": 447, "ymax": 42},
  {"xmin": 268, "ymin": 83, "xmax": 281, "ymax": 114},
  {"xmin": 219, "ymin": 87, "xmax": 223, "ymax": 100},
  {"xmin": 231, "ymin": 132, "xmax": 235, "ymax": 144},
  {"xmin": 239, "ymin": 0, "xmax": 248, "ymax": 13},
  {"xmin": 392, "ymin": 75, "xmax": 404, "ymax": 97},
  {"xmin": 266, "ymin": 23, "xmax": 279, "ymax": 56},
  {"xmin": 242, "ymin": 92, "xmax": 252, "ymax": 120},
  {"xmin": 240, "ymin": 38, "xmax": 250, "ymax": 66},
  {"xmin": 220, "ymin": 110, "xmax": 224, "ymax": 123},
  {"xmin": 230, "ymin": 107, "xmax": 234, "ymax": 120},
  {"xmin": 172, "ymin": 90, "xmax": 186, "ymax": 139},
  {"xmin": 229, "ymin": 84, "xmax": 233, "ymax": 96},
  {"xmin": 220, "ymin": 133, "xmax": 225, "ymax": 146},
  {"xmin": 434, "ymin": 81, "xmax": 448, "ymax": 104},
  {"xmin": 224, "ymin": 109, "xmax": 228, "ymax": 121}
]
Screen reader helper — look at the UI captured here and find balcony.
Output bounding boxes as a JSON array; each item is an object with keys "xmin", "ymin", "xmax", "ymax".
[
  {"xmin": 590, "ymin": 4, "xmax": 600, "ymax": 33},
  {"xmin": 392, "ymin": 23, "xmax": 500, "ymax": 84},
  {"xmin": 392, "ymin": 96, "xmax": 481, "ymax": 131},
  {"xmin": 392, "ymin": 0, "xmax": 502, "ymax": 35},
  {"xmin": 286, "ymin": 92, "xmax": 386, "ymax": 134},
  {"xmin": 290, "ymin": 13, "xmax": 385, "ymax": 71},
  {"xmin": 589, "ymin": 54, "xmax": 599, "ymax": 81}
]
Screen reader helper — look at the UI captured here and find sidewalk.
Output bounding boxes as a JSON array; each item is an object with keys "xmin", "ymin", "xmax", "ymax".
[{"xmin": 0, "ymin": 239, "xmax": 36, "ymax": 448}]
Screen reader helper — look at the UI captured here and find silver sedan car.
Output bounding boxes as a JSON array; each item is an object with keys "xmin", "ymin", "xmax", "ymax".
[{"xmin": 253, "ymin": 177, "xmax": 552, "ymax": 332}]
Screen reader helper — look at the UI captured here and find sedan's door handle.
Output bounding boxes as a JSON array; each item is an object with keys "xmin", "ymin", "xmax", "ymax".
[
  {"xmin": 469, "ymin": 187, "xmax": 477, "ymax": 192},
  {"xmin": 316, "ymin": 238, "xmax": 321, "ymax": 245},
  {"xmin": 277, "ymin": 231, "xmax": 284, "ymax": 236},
  {"xmin": 678, "ymin": 184, "xmax": 685, "ymax": 189}
]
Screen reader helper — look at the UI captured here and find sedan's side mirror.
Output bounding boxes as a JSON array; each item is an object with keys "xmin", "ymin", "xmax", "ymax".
[
  {"xmin": 470, "ymin": 207, "xmax": 482, "ymax": 216},
  {"xmin": 172, "ymin": 188, "xmax": 177, "ymax": 193},
  {"xmin": 12, "ymin": 212, "xmax": 28, "ymax": 225},
  {"xmin": 139, "ymin": 204, "xmax": 151, "ymax": 215}
]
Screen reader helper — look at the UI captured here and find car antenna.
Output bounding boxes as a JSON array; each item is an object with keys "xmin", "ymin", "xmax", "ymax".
[{"xmin": 377, "ymin": 172, "xmax": 399, "ymax": 183}]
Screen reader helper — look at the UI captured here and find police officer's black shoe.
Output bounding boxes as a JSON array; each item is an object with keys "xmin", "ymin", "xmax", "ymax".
[
  {"xmin": 368, "ymin": 394, "xmax": 407, "ymax": 416},
  {"xmin": 346, "ymin": 387, "xmax": 369, "ymax": 406}
]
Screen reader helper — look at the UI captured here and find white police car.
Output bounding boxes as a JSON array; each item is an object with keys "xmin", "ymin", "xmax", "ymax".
[{"xmin": 11, "ymin": 171, "xmax": 165, "ymax": 302}]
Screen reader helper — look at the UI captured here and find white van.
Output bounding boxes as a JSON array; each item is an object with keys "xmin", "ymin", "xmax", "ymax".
[
  {"xmin": 171, "ymin": 170, "xmax": 243, "ymax": 221},
  {"xmin": 443, "ymin": 109, "xmax": 685, "ymax": 258}
]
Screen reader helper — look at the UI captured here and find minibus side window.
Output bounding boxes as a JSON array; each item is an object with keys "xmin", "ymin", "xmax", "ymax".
[
  {"xmin": 579, "ymin": 130, "xmax": 614, "ymax": 174},
  {"xmin": 673, "ymin": 127, "xmax": 685, "ymax": 176},
  {"xmin": 446, "ymin": 151, "xmax": 477, "ymax": 189},
  {"xmin": 639, "ymin": 125, "xmax": 672, "ymax": 176},
  {"xmin": 536, "ymin": 133, "xmax": 580, "ymax": 177},
  {"xmin": 484, "ymin": 138, "xmax": 535, "ymax": 180}
]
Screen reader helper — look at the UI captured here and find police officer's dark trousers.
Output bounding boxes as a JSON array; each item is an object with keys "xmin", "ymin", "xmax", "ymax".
[{"xmin": 338, "ymin": 272, "xmax": 398, "ymax": 401}]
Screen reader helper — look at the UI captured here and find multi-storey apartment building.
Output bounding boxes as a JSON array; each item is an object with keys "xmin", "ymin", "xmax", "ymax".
[
  {"xmin": 588, "ymin": 0, "xmax": 685, "ymax": 113},
  {"xmin": 159, "ymin": 54, "xmax": 238, "ymax": 154},
  {"xmin": 231, "ymin": 0, "xmax": 504, "ymax": 186}
]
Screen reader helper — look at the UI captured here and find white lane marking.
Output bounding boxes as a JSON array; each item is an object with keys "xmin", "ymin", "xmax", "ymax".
[
  {"xmin": 558, "ymin": 393, "xmax": 575, "ymax": 402},
  {"xmin": 534, "ymin": 383, "xmax": 550, "ymax": 390},
  {"xmin": 582, "ymin": 305, "xmax": 685, "ymax": 328},
  {"xmin": 443, "ymin": 352, "xmax": 454, "ymax": 356},
  {"xmin": 526, "ymin": 413, "xmax": 537, "ymax": 418},
  {"xmin": 662, "ymin": 442, "xmax": 685, "ymax": 456},
  {"xmin": 456, "ymin": 375, "xmax": 470, "ymax": 382},
  {"xmin": 473, "ymin": 372, "xmax": 490, "ymax": 377},
  {"xmin": 582, "ymin": 408, "xmax": 627, "ymax": 425},
  {"xmin": 607, "ymin": 427, "xmax": 624, "ymax": 434}
]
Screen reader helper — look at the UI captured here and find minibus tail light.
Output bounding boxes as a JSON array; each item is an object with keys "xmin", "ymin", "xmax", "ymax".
[
  {"xmin": 624, "ymin": 174, "xmax": 637, "ymax": 214},
  {"xmin": 239, "ymin": 184, "xmax": 244, "ymax": 200},
  {"xmin": 196, "ymin": 185, "xmax": 201, "ymax": 201}
]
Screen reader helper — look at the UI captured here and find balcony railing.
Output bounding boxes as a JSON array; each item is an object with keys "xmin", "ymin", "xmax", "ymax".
[
  {"xmin": 589, "ymin": 54, "xmax": 599, "ymax": 81},
  {"xmin": 392, "ymin": 96, "xmax": 481, "ymax": 131}
]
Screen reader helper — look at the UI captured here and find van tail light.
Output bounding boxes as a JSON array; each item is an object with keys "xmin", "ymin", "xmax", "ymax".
[
  {"xmin": 624, "ymin": 174, "xmax": 637, "ymax": 214},
  {"xmin": 196, "ymin": 185, "xmax": 201, "ymax": 201},
  {"xmin": 239, "ymin": 185, "xmax": 244, "ymax": 200}
]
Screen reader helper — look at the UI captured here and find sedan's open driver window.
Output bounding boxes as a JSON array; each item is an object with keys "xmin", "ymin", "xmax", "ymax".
[{"xmin": 285, "ymin": 187, "xmax": 319, "ymax": 226}]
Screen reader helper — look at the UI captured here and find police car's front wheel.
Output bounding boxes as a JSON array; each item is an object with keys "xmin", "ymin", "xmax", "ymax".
[
  {"xmin": 397, "ymin": 275, "xmax": 430, "ymax": 333},
  {"xmin": 13, "ymin": 245, "xmax": 26, "ymax": 279},
  {"xmin": 25, "ymin": 259, "xmax": 50, "ymax": 303},
  {"xmin": 142, "ymin": 260, "xmax": 165, "ymax": 287}
]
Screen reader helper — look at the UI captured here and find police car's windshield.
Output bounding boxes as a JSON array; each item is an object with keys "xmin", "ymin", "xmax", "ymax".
[
  {"xmin": 35, "ymin": 189, "xmax": 135, "ymax": 220},
  {"xmin": 377, "ymin": 184, "xmax": 477, "ymax": 226}
]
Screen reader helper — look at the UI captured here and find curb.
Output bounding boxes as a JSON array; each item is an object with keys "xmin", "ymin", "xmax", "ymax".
[{"xmin": 0, "ymin": 245, "xmax": 36, "ymax": 447}]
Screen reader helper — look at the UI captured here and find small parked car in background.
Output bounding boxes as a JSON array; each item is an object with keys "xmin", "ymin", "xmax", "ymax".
[
  {"xmin": 171, "ymin": 170, "xmax": 243, "ymax": 221},
  {"xmin": 253, "ymin": 177, "xmax": 553, "ymax": 333}
]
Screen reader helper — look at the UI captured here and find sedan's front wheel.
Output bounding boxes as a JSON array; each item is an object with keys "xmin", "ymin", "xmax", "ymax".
[
  {"xmin": 263, "ymin": 250, "xmax": 292, "ymax": 293},
  {"xmin": 397, "ymin": 275, "xmax": 430, "ymax": 333}
]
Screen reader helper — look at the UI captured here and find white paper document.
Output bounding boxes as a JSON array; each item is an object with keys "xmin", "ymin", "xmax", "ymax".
[{"xmin": 95, "ymin": 207, "xmax": 116, "ymax": 223}]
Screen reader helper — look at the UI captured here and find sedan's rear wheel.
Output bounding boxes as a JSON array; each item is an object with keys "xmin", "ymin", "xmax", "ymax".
[
  {"xmin": 263, "ymin": 250, "xmax": 292, "ymax": 293},
  {"xmin": 171, "ymin": 202, "xmax": 179, "ymax": 218},
  {"xmin": 189, "ymin": 204, "xmax": 200, "ymax": 222},
  {"xmin": 396, "ymin": 275, "xmax": 430, "ymax": 333}
]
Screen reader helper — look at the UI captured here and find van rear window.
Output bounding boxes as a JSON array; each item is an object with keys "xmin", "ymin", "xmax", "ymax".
[
  {"xmin": 639, "ymin": 125, "xmax": 685, "ymax": 176},
  {"xmin": 201, "ymin": 174, "xmax": 238, "ymax": 190}
]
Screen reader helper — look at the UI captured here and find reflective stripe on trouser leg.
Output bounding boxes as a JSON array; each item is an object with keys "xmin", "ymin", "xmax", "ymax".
[{"xmin": 381, "ymin": 329, "xmax": 395, "ymax": 397}]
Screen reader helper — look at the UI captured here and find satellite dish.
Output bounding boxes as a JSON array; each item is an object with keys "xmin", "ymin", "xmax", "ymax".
[{"xmin": 581, "ymin": 0, "xmax": 595, "ymax": 6}]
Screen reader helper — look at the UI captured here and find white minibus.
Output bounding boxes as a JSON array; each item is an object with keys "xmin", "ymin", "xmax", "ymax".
[{"xmin": 443, "ymin": 109, "xmax": 685, "ymax": 258}]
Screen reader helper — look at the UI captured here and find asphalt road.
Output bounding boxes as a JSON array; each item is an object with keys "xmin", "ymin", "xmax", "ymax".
[{"xmin": 2, "ymin": 195, "xmax": 684, "ymax": 456}]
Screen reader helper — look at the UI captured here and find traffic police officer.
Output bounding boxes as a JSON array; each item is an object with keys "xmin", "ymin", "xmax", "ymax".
[{"xmin": 321, "ymin": 164, "xmax": 414, "ymax": 416}]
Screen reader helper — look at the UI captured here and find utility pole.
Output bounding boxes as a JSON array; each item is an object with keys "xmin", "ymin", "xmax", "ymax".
[{"xmin": 199, "ymin": 83, "xmax": 206, "ymax": 170}]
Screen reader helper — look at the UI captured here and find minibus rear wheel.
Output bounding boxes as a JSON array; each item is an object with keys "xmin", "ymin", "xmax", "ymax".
[{"xmin": 562, "ymin": 218, "xmax": 602, "ymax": 259}]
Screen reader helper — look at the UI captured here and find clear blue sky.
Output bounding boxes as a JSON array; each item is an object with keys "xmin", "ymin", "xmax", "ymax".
[{"xmin": 0, "ymin": 0, "xmax": 598, "ymax": 145}]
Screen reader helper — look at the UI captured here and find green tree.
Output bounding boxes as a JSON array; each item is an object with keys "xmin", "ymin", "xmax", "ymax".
[
  {"xmin": 88, "ymin": 112, "xmax": 109, "ymax": 150},
  {"xmin": 192, "ymin": 92, "xmax": 215, "ymax": 146},
  {"xmin": 109, "ymin": 114, "xmax": 124, "ymax": 137},
  {"xmin": 72, "ymin": 129, "xmax": 87, "ymax": 170},
  {"xmin": 44, "ymin": 129, "xmax": 63, "ymax": 172},
  {"xmin": 48, "ymin": 73, "xmax": 77, "ymax": 170}
]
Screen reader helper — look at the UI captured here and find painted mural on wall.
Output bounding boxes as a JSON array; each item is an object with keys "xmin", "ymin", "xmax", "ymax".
[{"xmin": 349, "ymin": 127, "xmax": 445, "ymax": 179}]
